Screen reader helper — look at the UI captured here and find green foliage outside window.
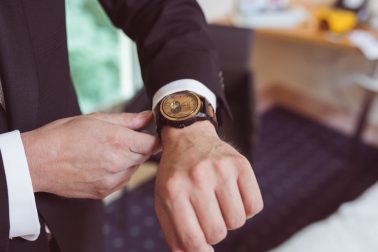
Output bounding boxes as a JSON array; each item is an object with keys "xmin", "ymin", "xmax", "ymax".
[{"xmin": 65, "ymin": 0, "xmax": 122, "ymax": 113}]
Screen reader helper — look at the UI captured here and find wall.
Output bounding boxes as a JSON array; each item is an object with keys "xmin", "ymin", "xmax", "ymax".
[
  {"xmin": 252, "ymin": 36, "xmax": 376, "ymax": 118},
  {"xmin": 197, "ymin": 0, "xmax": 234, "ymax": 21}
]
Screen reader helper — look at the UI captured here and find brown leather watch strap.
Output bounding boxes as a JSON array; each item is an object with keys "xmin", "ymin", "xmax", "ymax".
[{"xmin": 154, "ymin": 92, "xmax": 218, "ymax": 135}]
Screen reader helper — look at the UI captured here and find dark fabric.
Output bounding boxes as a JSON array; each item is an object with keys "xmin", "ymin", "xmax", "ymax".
[
  {"xmin": 0, "ymin": 0, "xmax": 226, "ymax": 251},
  {"xmin": 0, "ymin": 1, "xmax": 103, "ymax": 251},
  {"xmin": 124, "ymin": 25, "xmax": 256, "ymax": 162},
  {"xmin": 104, "ymin": 107, "xmax": 378, "ymax": 252},
  {"xmin": 0, "ymin": 154, "xmax": 10, "ymax": 252},
  {"xmin": 208, "ymin": 25, "xmax": 253, "ymax": 71},
  {"xmin": 218, "ymin": 69, "xmax": 255, "ymax": 162},
  {"xmin": 98, "ymin": 0, "xmax": 230, "ymax": 116},
  {"xmin": 8, "ymin": 219, "xmax": 49, "ymax": 252}
]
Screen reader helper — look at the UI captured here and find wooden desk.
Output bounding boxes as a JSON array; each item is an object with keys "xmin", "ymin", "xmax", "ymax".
[
  {"xmin": 214, "ymin": 6, "xmax": 378, "ymax": 151},
  {"xmin": 215, "ymin": 6, "xmax": 377, "ymax": 52}
]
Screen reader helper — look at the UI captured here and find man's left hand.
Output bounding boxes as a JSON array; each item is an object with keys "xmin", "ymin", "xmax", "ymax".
[{"xmin": 155, "ymin": 121, "xmax": 263, "ymax": 252}]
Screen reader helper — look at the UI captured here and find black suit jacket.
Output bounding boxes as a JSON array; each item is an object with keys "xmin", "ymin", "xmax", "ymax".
[{"xmin": 0, "ymin": 0, "xmax": 227, "ymax": 251}]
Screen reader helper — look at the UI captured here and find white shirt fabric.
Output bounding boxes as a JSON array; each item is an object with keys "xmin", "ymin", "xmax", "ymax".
[
  {"xmin": 0, "ymin": 78, "xmax": 216, "ymax": 241},
  {"xmin": 270, "ymin": 181, "xmax": 378, "ymax": 252},
  {"xmin": 152, "ymin": 79, "xmax": 217, "ymax": 111},
  {"xmin": 0, "ymin": 131, "xmax": 40, "ymax": 241}
]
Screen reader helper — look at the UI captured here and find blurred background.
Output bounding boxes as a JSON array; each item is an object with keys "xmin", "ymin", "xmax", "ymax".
[{"xmin": 65, "ymin": 0, "xmax": 378, "ymax": 251}]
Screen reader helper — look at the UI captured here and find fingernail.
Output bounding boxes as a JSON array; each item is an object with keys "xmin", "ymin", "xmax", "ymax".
[{"xmin": 139, "ymin": 111, "xmax": 152, "ymax": 117}]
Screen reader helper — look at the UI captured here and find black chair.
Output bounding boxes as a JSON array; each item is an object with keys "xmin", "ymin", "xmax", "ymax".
[{"xmin": 124, "ymin": 24, "xmax": 257, "ymax": 162}]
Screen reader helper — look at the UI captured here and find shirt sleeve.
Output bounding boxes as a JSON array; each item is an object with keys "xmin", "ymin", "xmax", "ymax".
[
  {"xmin": 0, "ymin": 130, "xmax": 40, "ymax": 241},
  {"xmin": 152, "ymin": 79, "xmax": 217, "ymax": 110}
]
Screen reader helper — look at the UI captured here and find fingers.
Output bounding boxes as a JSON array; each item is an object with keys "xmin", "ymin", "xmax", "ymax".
[
  {"xmin": 167, "ymin": 197, "xmax": 214, "ymax": 252},
  {"xmin": 126, "ymin": 129, "xmax": 161, "ymax": 155},
  {"xmin": 89, "ymin": 111, "xmax": 153, "ymax": 130},
  {"xmin": 109, "ymin": 165, "xmax": 139, "ymax": 192},
  {"xmin": 238, "ymin": 165, "xmax": 264, "ymax": 219},
  {"xmin": 95, "ymin": 166, "xmax": 139, "ymax": 199},
  {"xmin": 155, "ymin": 202, "xmax": 181, "ymax": 250},
  {"xmin": 123, "ymin": 150, "xmax": 151, "ymax": 168},
  {"xmin": 216, "ymin": 179, "xmax": 246, "ymax": 230},
  {"xmin": 89, "ymin": 111, "xmax": 161, "ymax": 155},
  {"xmin": 190, "ymin": 190, "xmax": 227, "ymax": 245}
]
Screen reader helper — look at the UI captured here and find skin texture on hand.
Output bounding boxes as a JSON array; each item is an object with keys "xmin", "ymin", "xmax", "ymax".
[
  {"xmin": 155, "ymin": 121, "xmax": 263, "ymax": 252},
  {"xmin": 21, "ymin": 111, "xmax": 161, "ymax": 199}
]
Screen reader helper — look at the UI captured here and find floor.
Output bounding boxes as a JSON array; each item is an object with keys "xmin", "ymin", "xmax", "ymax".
[
  {"xmin": 258, "ymin": 84, "xmax": 378, "ymax": 147},
  {"xmin": 104, "ymin": 106, "xmax": 378, "ymax": 252}
]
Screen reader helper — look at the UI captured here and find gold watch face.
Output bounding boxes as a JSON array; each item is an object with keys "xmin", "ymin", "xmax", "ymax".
[{"xmin": 160, "ymin": 92, "xmax": 201, "ymax": 121}]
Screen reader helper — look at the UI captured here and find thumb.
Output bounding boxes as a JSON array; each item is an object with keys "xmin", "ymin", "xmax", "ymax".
[{"xmin": 89, "ymin": 111, "xmax": 153, "ymax": 130}]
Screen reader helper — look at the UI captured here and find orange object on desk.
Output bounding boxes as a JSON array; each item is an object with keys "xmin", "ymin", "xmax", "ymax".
[
  {"xmin": 215, "ymin": 5, "xmax": 376, "ymax": 51},
  {"xmin": 316, "ymin": 8, "xmax": 358, "ymax": 33}
]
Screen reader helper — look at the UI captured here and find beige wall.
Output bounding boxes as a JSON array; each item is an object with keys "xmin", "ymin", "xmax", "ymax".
[
  {"xmin": 197, "ymin": 0, "xmax": 234, "ymax": 21},
  {"xmin": 252, "ymin": 36, "xmax": 377, "ymax": 119}
]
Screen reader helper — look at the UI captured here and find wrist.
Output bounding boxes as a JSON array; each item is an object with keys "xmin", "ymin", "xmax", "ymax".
[
  {"xmin": 161, "ymin": 120, "xmax": 218, "ymax": 146},
  {"xmin": 21, "ymin": 132, "xmax": 44, "ymax": 193}
]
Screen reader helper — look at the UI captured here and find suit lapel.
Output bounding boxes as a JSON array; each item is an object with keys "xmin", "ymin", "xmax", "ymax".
[{"xmin": 0, "ymin": 0, "xmax": 39, "ymax": 131}]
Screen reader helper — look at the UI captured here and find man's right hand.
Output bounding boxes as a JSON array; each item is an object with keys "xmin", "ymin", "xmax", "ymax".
[{"xmin": 21, "ymin": 111, "xmax": 160, "ymax": 199}]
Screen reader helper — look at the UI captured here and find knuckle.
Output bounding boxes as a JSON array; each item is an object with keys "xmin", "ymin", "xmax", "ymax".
[
  {"xmin": 159, "ymin": 176, "xmax": 183, "ymax": 200},
  {"xmin": 172, "ymin": 249, "xmax": 185, "ymax": 252},
  {"xmin": 227, "ymin": 214, "xmax": 246, "ymax": 230},
  {"xmin": 212, "ymin": 159, "xmax": 233, "ymax": 182},
  {"xmin": 110, "ymin": 160, "xmax": 124, "ymax": 174},
  {"xmin": 92, "ymin": 190, "xmax": 107, "ymax": 200},
  {"xmin": 104, "ymin": 151, "xmax": 125, "ymax": 174},
  {"xmin": 234, "ymin": 156, "xmax": 251, "ymax": 170},
  {"xmin": 207, "ymin": 226, "xmax": 227, "ymax": 245},
  {"xmin": 249, "ymin": 197, "xmax": 264, "ymax": 217},
  {"xmin": 93, "ymin": 179, "xmax": 115, "ymax": 199},
  {"xmin": 182, "ymin": 233, "xmax": 203, "ymax": 249},
  {"xmin": 105, "ymin": 132, "xmax": 123, "ymax": 150},
  {"xmin": 104, "ymin": 163, "xmax": 120, "ymax": 174},
  {"xmin": 213, "ymin": 159, "xmax": 225, "ymax": 170},
  {"xmin": 244, "ymin": 201, "xmax": 255, "ymax": 218},
  {"xmin": 101, "ymin": 179, "xmax": 115, "ymax": 191},
  {"xmin": 189, "ymin": 164, "xmax": 208, "ymax": 187},
  {"xmin": 88, "ymin": 194, "xmax": 100, "ymax": 200},
  {"xmin": 244, "ymin": 190, "xmax": 264, "ymax": 218},
  {"xmin": 216, "ymin": 163, "xmax": 231, "ymax": 180}
]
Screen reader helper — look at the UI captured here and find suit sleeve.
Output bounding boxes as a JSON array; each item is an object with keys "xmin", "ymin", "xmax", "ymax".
[
  {"xmin": 98, "ymin": 0, "xmax": 230, "ymax": 116},
  {"xmin": 0, "ymin": 153, "xmax": 10, "ymax": 251}
]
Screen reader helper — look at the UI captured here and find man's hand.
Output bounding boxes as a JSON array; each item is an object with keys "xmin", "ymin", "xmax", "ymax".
[
  {"xmin": 155, "ymin": 121, "xmax": 263, "ymax": 252},
  {"xmin": 21, "ymin": 111, "xmax": 160, "ymax": 199}
]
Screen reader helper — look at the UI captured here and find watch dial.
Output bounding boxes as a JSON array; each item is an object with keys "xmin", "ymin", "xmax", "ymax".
[{"xmin": 161, "ymin": 92, "xmax": 200, "ymax": 120}]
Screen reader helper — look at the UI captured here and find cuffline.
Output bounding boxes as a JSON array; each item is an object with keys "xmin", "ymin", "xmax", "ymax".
[
  {"xmin": 152, "ymin": 79, "xmax": 217, "ymax": 111},
  {"xmin": 0, "ymin": 130, "xmax": 41, "ymax": 241}
]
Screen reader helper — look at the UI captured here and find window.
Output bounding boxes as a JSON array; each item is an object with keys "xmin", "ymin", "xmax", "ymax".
[{"xmin": 65, "ymin": 0, "xmax": 141, "ymax": 114}]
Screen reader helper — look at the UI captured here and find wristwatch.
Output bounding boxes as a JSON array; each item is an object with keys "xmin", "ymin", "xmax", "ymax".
[{"xmin": 154, "ymin": 91, "xmax": 218, "ymax": 135}]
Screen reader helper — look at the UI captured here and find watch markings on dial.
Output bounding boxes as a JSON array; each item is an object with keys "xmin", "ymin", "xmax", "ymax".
[{"xmin": 160, "ymin": 92, "xmax": 201, "ymax": 121}]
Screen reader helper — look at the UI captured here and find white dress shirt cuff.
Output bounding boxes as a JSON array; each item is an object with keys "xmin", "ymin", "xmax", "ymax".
[
  {"xmin": 152, "ymin": 79, "xmax": 217, "ymax": 111},
  {"xmin": 0, "ymin": 130, "xmax": 40, "ymax": 241}
]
